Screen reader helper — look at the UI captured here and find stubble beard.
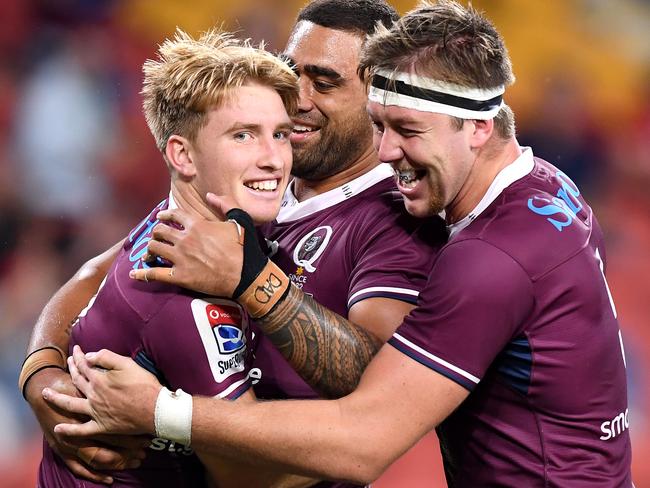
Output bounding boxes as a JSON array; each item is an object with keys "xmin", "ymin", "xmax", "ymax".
[
  {"xmin": 291, "ymin": 109, "xmax": 373, "ymax": 181},
  {"xmin": 405, "ymin": 173, "xmax": 445, "ymax": 219},
  {"xmin": 427, "ymin": 174, "xmax": 446, "ymax": 217}
]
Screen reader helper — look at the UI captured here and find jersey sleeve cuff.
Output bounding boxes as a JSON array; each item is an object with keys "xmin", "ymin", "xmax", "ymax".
[
  {"xmin": 347, "ymin": 286, "xmax": 420, "ymax": 309},
  {"xmin": 389, "ymin": 333, "xmax": 480, "ymax": 391}
]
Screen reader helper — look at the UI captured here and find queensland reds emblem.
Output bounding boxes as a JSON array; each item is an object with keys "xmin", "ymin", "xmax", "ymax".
[{"xmin": 293, "ymin": 226, "xmax": 333, "ymax": 273}]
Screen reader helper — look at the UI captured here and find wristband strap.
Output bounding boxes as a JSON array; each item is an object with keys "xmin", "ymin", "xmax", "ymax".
[
  {"xmin": 19, "ymin": 346, "xmax": 67, "ymax": 399},
  {"xmin": 154, "ymin": 387, "xmax": 193, "ymax": 446},
  {"xmin": 237, "ymin": 260, "xmax": 290, "ymax": 318}
]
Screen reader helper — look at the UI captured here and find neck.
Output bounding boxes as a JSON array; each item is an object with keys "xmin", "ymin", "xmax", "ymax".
[
  {"xmin": 292, "ymin": 145, "xmax": 379, "ymax": 202},
  {"xmin": 446, "ymin": 137, "xmax": 522, "ymax": 224},
  {"xmin": 170, "ymin": 180, "xmax": 217, "ymax": 221}
]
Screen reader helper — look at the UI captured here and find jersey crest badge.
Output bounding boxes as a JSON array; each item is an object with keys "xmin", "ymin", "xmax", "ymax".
[{"xmin": 292, "ymin": 226, "xmax": 333, "ymax": 273}]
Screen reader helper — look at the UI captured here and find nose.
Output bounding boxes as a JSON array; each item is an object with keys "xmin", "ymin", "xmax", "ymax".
[
  {"xmin": 375, "ymin": 129, "xmax": 404, "ymax": 164},
  {"xmin": 259, "ymin": 134, "xmax": 289, "ymax": 172},
  {"xmin": 296, "ymin": 77, "xmax": 314, "ymax": 113}
]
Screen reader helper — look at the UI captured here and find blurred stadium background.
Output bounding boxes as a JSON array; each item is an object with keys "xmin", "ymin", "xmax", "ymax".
[{"xmin": 1, "ymin": 0, "xmax": 648, "ymax": 486}]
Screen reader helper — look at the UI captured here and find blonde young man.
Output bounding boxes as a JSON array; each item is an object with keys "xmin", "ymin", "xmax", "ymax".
[
  {"xmin": 28, "ymin": 28, "xmax": 305, "ymax": 487},
  {"xmin": 24, "ymin": 2, "xmax": 448, "ymax": 487},
  {"xmin": 48, "ymin": 1, "xmax": 632, "ymax": 486}
]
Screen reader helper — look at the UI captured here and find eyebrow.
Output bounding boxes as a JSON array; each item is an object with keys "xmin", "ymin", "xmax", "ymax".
[
  {"xmin": 228, "ymin": 123, "xmax": 260, "ymax": 132},
  {"xmin": 303, "ymin": 64, "xmax": 343, "ymax": 81},
  {"xmin": 228, "ymin": 121, "xmax": 294, "ymax": 132},
  {"xmin": 276, "ymin": 121, "xmax": 295, "ymax": 131},
  {"xmin": 280, "ymin": 55, "xmax": 343, "ymax": 81},
  {"xmin": 366, "ymin": 110, "xmax": 424, "ymax": 129},
  {"xmin": 390, "ymin": 117, "xmax": 422, "ymax": 126}
]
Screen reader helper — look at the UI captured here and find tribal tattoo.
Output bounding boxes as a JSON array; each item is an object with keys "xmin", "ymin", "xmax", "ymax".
[{"xmin": 257, "ymin": 285, "xmax": 383, "ymax": 399}]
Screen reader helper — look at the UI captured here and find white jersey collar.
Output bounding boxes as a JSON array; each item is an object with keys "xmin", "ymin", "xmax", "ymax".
[
  {"xmin": 276, "ymin": 163, "xmax": 394, "ymax": 223},
  {"xmin": 168, "ymin": 191, "xmax": 178, "ymax": 210},
  {"xmin": 448, "ymin": 147, "xmax": 535, "ymax": 239}
]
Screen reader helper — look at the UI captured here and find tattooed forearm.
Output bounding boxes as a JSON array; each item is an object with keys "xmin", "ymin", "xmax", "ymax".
[{"xmin": 257, "ymin": 285, "xmax": 383, "ymax": 399}]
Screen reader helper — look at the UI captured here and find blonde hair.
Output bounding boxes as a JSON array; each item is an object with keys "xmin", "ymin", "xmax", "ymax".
[
  {"xmin": 142, "ymin": 28, "xmax": 299, "ymax": 153},
  {"xmin": 360, "ymin": 0, "xmax": 516, "ymax": 138}
]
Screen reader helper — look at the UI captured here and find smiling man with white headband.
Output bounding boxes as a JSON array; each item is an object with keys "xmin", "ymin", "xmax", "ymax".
[{"xmin": 44, "ymin": 1, "xmax": 633, "ymax": 486}]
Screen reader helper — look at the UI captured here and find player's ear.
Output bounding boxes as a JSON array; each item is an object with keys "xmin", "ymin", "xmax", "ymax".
[
  {"xmin": 468, "ymin": 118, "xmax": 494, "ymax": 149},
  {"xmin": 165, "ymin": 135, "xmax": 197, "ymax": 178}
]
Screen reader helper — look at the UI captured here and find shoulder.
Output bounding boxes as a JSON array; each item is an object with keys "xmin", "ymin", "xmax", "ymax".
[
  {"xmin": 432, "ymin": 238, "xmax": 533, "ymax": 297},
  {"xmin": 111, "ymin": 199, "xmax": 184, "ymax": 320},
  {"xmin": 459, "ymin": 158, "xmax": 597, "ymax": 280},
  {"xmin": 123, "ymin": 198, "xmax": 168, "ymax": 253}
]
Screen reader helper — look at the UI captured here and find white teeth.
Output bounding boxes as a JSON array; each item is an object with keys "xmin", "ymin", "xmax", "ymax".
[
  {"xmin": 246, "ymin": 180, "xmax": 278, "ymax": 191},
  {"xmin": 395, "ymin": 169, "xmax": 422, "ymax": 189},
  {"xmin": 293, "ymin": 125, "xmax": 316, "ymax": 133}
]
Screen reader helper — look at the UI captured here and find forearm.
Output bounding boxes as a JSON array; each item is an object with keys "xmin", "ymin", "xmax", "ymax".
[
  {"xmin": 190, "ymin": 395, "xmax": 382, "ymax": 484},
  {"xmin": 255, "ymin": 285, "xmax": 382, "ymax": 398},
  {"xmin": 126, "ymin": 382, "xmax": 380, "ymax": 483},
  {"xmin": 195, "ymin": 390, "xmax": 319, "ymax": 488},
  {"xmin": 185, "ymin": 345, "xmax": 461, "ymax": 485}
]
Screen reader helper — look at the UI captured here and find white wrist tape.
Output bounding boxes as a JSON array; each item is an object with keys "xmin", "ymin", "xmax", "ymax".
[{"xmin": 154, "ymin": 387, "xmax": 193, "ymax": 446}]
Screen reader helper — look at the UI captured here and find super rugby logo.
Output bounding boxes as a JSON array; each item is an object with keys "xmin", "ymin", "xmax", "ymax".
[
  {"xmin": 206, "ymin": 304, "xmax": 246, "ymax": 353},
  {"xmin": 293, "ymin": 226, "xmax": 333, "ymax": 272},
  {"xmin": 191, "ymin": 298, "xmax": 248, "ymax": 383},
  {"xmin": 214, "ymin": 324, "xmax": 245, "ymax": 354}
]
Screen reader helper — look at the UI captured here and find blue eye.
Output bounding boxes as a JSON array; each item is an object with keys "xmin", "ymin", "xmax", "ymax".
[
  {"xmin": 274, "ymin": 130, "xmax": 290, "ymax": 140},
  {"xmin": 234, "ymin": 132, "xmax": 252, "ymax": 142}
]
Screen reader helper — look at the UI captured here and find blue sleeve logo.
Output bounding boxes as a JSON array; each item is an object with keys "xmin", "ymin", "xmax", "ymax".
[
  {"xmin": 527, "ymin": 171, "xmax": 583, "ymax": 231},
  {"xmin": 127, "ymin": 201, "xmax": 167, "ymax": 270}
]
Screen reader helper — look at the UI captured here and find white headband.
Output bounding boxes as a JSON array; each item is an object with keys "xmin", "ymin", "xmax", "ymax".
[{"xmin": 368, "ymin": 69, "xmax": 504, "ymax": 120}]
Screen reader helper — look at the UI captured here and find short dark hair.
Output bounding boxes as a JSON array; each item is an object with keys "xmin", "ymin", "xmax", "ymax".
[{"xmin": 297, "ymin": 0, "xmax": 399, "ymax": 36}]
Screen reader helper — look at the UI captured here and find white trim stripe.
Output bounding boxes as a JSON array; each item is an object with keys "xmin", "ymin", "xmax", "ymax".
[
  {"xmin": 448, "ymin": 147, "xmax": 535, "ymax": 239},
  {"xmin": 348, "ymin": 286, "xmax": 419, "ymax": 307},
  {"xmin": 215, "ymin": 376, "xmax": 250, "ymax": 399},
  {"xmin": 392, "ymin": 332, "xmax": 480, "ymax": 384},
  {"xmin": 168, "ymin": 191, "xmax": 178, "ymax": 210},
  {"xmin": 276, "ymin": 164, "xmax": 395, "ymax": 223}
]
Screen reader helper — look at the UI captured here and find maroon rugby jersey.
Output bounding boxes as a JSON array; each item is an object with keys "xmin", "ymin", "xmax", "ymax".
[
  {"xmin": 390, "ymin": 149, "xmax": 632, "ymax": 487},
  {"xmin": 39, "ymin": 197, "xmax": 252, "ymax": 487},
  {"xmin": 255, "ymin": 164, "xmax": 446, "ymax": 487}
]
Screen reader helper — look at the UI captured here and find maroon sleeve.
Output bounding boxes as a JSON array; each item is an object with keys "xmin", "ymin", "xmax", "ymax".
[
  {"xmin": 348, "ymin": 213, "xmax": 442, "ymax": 309},
  {"xmin": 389, "ymin": 238, "xmax": 534, "ymax": 390}
]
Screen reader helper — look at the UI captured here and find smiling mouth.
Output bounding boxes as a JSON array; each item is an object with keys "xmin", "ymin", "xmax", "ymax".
[
  {"xmin": 245, "ymin": 179, "xmax": 279, "ymax": 191},
  {"xmin": 395, "ymin": 168, "xmax": 427, "ymax": 189},
  {"xmin": 292, "ymin": 124, "xmax": 320, "ymax": 135}
]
